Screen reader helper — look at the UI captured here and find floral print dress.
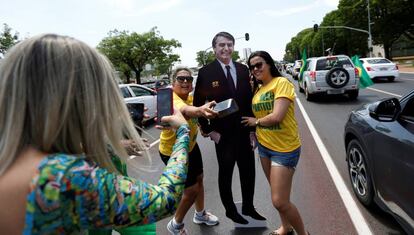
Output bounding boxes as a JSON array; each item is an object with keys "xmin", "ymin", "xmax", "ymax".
[{"xmin": 24, "ymin": 125, "xmax": 190, "ymax": 234}]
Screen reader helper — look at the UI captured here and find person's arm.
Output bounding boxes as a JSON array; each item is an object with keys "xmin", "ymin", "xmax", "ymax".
[
  {"xmin": 256, "ymin": 98, "xmax": 290, "ymax": 126},
  {"xmin": 180, "ymin": 101, "xmax": 217, "ymax": 119},
  {"xmin": 61, "ymin": 125, "xmax": 191, "ymax": 229},
  {"xmin": 241, "ymin": 98, "xmax": 291, "ymax": 127}
]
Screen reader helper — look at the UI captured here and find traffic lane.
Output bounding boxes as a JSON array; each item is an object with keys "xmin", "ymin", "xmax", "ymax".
[
  {"xmin": 294, "ymin": 86, "xmax": 405, "ymax": 233},
  {"xmin": 293, "ymin": 103, "xmax": 357, "ymax": 234},
  {"xmin": 368, "ymin": 73, "xmax": 414, "ymax": 97},
  {"xmin": 134, "ymin": 118, "xmax": 356, "ymax": 234}
]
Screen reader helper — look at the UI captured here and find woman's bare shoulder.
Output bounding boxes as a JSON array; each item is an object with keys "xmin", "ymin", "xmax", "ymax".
[{"xmin": 0, "ymin": 147, "xmax": 46, "ymax": 233}]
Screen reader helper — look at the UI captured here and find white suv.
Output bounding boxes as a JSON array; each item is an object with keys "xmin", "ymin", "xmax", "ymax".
[{"xmin": 298, "ymin": 55, "xmax": 359, "ymax": 100}]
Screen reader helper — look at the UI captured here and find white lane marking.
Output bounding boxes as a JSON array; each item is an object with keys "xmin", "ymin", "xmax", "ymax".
[
  {"xmin": 366, "ymin": 87, "xmax": 402, "ymax": 98},
  {"xmin": 150, "ymin": 139, "xmax": 160, "ymax": 148},
  {"xmin": 296, "ymin": 97, "xmax": 373, "ymax": 235},
  {"xmin": 398, "ymin": 78, "xmax": 414, "ymax": 82}
]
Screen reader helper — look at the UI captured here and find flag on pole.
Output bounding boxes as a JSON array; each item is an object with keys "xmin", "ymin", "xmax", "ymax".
[
  {"xmin": 299, "ymin": 48, "xmax": 307, "ymax": 82},
  {"xmin": 351, "ymin": 55, "xmax": 374, "ymax": 89}
]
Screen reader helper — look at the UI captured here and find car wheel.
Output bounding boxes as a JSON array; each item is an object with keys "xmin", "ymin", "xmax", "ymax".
[
  {"xmin": 298, "ymin": 80, "xmax": 304, "ymax": 93},
  {"xmin": 347, "ymin": 139, "xmax": 374, "ymax": 207},
  {"xmin": 305, "ymin": 85, "xmax": 314, "ymax": 101},
  {"xmin": 326, "ymin": 67, "xmax": 350, "ymax": 88},
  {"xmin": 387, "ymin": 77, "xmax": 395, "ymax": 82},
  {"xmin": 293, "ymin": 74, "xmax": 298, "ymax": 80},
  {"xmin": 348, "ymin": 90, "xmax": 359, "ymax": 100}
]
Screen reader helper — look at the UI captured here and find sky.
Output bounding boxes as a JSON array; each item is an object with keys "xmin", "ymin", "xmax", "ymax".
[{"xmin": 1, "ymin": 0, "xmax": 339, "ymax": 67}]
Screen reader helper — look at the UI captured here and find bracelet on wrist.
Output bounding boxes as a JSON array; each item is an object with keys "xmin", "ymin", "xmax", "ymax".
[{"xmin": 255, "ymin": 119, "xmax": 260, "ymax": 127}]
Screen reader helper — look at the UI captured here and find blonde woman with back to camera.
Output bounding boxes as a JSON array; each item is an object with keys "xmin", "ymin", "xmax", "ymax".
[{"xmin": 0, "ymin": 34, "xmax": 191, "ymax": 234}]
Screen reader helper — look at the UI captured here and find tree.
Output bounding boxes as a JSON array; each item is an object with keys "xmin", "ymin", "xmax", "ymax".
[
  {"xmin": 284, "ymin": 0, "xmax": 414, "ymax": 59},
  {"xmin": 0, "ymin": 24, "xmax": 20, "ymax": 58},
  {"xmin": 369, "ymin": 0, "xmax": 414, "ymax": 58},
  {"xmin": 195, "ymin": 50, "xmax": 240, "ymax": 67},
  {"xmin": 195, "ymin": 51, "xmax": 214, "ymax": 66},
  {"xmin": 97, "ymin": 27, "xmax": 181, "ymax": 84},
  {"xmin": 153, "ymin": 54, "xmax": 180, "ymax": 77}
]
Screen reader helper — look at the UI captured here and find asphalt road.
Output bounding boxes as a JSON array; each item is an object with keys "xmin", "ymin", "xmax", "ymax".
[{"xmin": 122, "ymin": 72, "xmax": 413, "ymax": 234}]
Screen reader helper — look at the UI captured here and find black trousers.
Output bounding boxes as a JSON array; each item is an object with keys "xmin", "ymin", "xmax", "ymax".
[{"xmin": 214, "ymin": 130, "xmax": 256, "ymax": 213}]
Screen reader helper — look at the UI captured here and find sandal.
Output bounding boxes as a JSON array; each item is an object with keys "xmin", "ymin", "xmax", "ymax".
[{"xmin": 269, "ymin": 227, "xmax": 295, "ymax": 235}]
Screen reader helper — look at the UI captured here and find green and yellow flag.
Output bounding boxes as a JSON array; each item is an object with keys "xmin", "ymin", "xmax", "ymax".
[
  {"xmin": 351, "ymin": 55, "xmax": 373, "ymax": 89},
  {"xmin": 299, "ymin": 48, "xmax": 307, "ymax": 82}
]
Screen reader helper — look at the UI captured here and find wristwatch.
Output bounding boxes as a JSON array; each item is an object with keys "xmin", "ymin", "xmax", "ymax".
[{"xmin": 255, "ymin": 119, "xmax": 260, "ymax": 126}]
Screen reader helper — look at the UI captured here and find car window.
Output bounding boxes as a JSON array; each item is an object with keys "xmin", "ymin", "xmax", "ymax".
[
  {"xmin": 316, "ymin": 57, "xmax": 353, "ymax": 71},
  {"xmin": 130, "ymin": 86, "xmax": 152, "ymax": 97},
  {"xmin": 367, "ymin": 58, "xmax": 391, "ymax": 64},
  {"xmin": 294, "ymin": 60, "xmax": 302, "ymax": 67},
  {"xmin": 400, "ymin": 97, "xmax": 414, "ymax": 123},
  {"xmin": 120, "ymin": 87, "xmax": 132, "ymax": 98}
]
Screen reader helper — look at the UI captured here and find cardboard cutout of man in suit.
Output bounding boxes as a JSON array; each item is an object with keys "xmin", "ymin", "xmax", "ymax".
[{"xmin": 193, "ymin": 32, "xmax": 265, "ymax": 224}]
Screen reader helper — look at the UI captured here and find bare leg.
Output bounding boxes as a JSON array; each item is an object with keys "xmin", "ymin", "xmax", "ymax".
[
  {"xmin": 261, "ymin": 158, "xmax": 293, "ymax": 234},
  {"xmin": 194, "ymin": 174, "xmax": 204, "ymax": 212},
  {"xmin": 260, "ymin": 157, "xmax": 272, "ymax": 183},
  {"xmin": 174, "ymin": 183, "xmax": 200, "ymax": 223},
  {"xmin": 270, "ymin": 166, "xmax": 306, "ymax": 235}
]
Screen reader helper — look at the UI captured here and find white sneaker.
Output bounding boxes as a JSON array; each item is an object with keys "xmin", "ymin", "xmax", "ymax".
[
  {"xmin": 167, "ymin": 219, "xmax": 188, "ymax": 235},
  {"xmin": 193, "ymin": 210, "xmax": 219, "ymax": 226}
]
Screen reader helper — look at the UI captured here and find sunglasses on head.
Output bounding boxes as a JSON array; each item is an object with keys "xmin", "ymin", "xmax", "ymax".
[
  {"xmin": 176, "ymin": 76, "xmax": 194, "ymax": 83},
  {"xmin": 249, "ymin": 62, "xmax": 264, "ymax": 71}
]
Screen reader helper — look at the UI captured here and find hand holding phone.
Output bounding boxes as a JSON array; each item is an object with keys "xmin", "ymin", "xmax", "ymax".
[{"xmin": 157, "ymin": 88, "xmax": 173, "ymax": 126}]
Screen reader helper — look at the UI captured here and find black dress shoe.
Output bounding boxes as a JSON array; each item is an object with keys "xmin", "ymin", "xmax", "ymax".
[
  {"xmin": 225, "ymin": 211, "xmax": 249, "ymax": 224},
  {"xmin": 242, "ymin": 208, "xmax": 266, "ymax": 220}
]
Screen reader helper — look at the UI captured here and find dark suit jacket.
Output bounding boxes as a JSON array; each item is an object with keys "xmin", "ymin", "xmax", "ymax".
[{"xmin": 194, "ymin": 59, "xmax": 254, "ymax": 136}]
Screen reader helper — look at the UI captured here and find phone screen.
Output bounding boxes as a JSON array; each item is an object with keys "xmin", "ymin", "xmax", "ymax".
[{"xmin": 157, "ymin": 88, "xmax": 173, "ymax": 125}]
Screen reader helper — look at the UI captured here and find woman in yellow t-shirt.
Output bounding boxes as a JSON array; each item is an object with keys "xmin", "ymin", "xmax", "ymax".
[
  {"xmin": 242, "ymin": 51, "xmax": 308, "ymax": 235},
  {"xmin": 159, "ymin": 67, "xmax": 219, "ymax": 234}
]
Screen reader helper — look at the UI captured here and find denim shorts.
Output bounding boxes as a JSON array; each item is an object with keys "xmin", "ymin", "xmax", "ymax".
[{"xmin": 258, "ymin": 143, "xmax": 301, "ymax": 169}]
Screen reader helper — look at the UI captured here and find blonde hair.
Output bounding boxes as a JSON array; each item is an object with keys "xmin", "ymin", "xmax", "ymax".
[{"xmin": 0, "ymin": 34, "xmax": 145, "ymax": 175}]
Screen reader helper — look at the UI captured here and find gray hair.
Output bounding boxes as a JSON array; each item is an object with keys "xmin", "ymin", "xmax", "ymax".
[
  {"xmin": 0, "ymin": 34, "xmax": 145, "ymax": 175},
  {"xmin": 170, "ymin": 66, "xmax": 192, "ymax": 83}
]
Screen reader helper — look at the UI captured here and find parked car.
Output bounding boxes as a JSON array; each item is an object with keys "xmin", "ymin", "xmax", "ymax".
[
  {"xmin": 285, "ymin": 63, "xmax": 293, "ymax": 75},
  {"xmin": 119, "ymin": 84, "xmax": 157, "ymax": 123},
  {"xmin": 298, "ymin": 55, "xmax": 359, "ymax": 100},
  {"xmin": 155, "ymin": 79, "xmax": 170, "ymax": 91},
  {"xmin": 292, "ymin": 60, "xmax": 303, "ymax": 80},
  {"xmin": 141, "ymin": 81, "xmax": 157, "ymax": 91},
  {"xmin": 360, "ymin": 57, "xmax": 399, "ymax": 82},
  {"xmin": 344, "ymin": 89, "xmax": 414, "ymax": 234}
]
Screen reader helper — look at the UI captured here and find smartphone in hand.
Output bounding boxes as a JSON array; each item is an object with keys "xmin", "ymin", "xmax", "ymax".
[{"xmin": 157, "ymin": 87, "xmax": 173, "ymax": 126}]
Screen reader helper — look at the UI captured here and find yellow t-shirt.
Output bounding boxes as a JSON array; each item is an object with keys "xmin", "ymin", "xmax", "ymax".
[
  {"xmin": 159, "ymin": 93, "xmax": 198, "ymax": 156},
  {"xmin": 252, "ymin": 77, "xmax": 301, "ymax": 152}
]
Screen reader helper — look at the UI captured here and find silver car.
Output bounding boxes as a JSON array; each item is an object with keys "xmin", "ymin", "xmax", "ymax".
[{"xmin": 298, "ymin": 55, "xmax": 359, "ymax": 101}]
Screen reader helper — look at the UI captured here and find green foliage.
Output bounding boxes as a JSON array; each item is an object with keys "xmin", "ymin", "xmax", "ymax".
[
  {"xmin": 195, "ymin": 51, "xmax": 215, "ymax": 67},
  {"xmin": 153, "ymin": 54, "xmax": 180, "ymax": 76},
  {"xmin": 283, "ymin": 0, "xmax": 414, "ymax": 59},
  {"xmin": 195, "ymin": 50, "xmax": 240, "ymax": 67},
  {"xmin": 0, "ymin": 24, "xmax": 20, "ymax": 58},
  {"xmin": 97, "ymin": 27, "xmax": 181, "ymax": 84}
]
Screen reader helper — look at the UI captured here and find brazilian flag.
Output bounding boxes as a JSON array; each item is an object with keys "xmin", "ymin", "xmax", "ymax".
[
  {"xmin": 299, "ymin": 48, "xmax": 307, "ymax": 82},
  {"xmin": 351, "ymin": 55, "xmax": 374, "ymax": 89}
]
